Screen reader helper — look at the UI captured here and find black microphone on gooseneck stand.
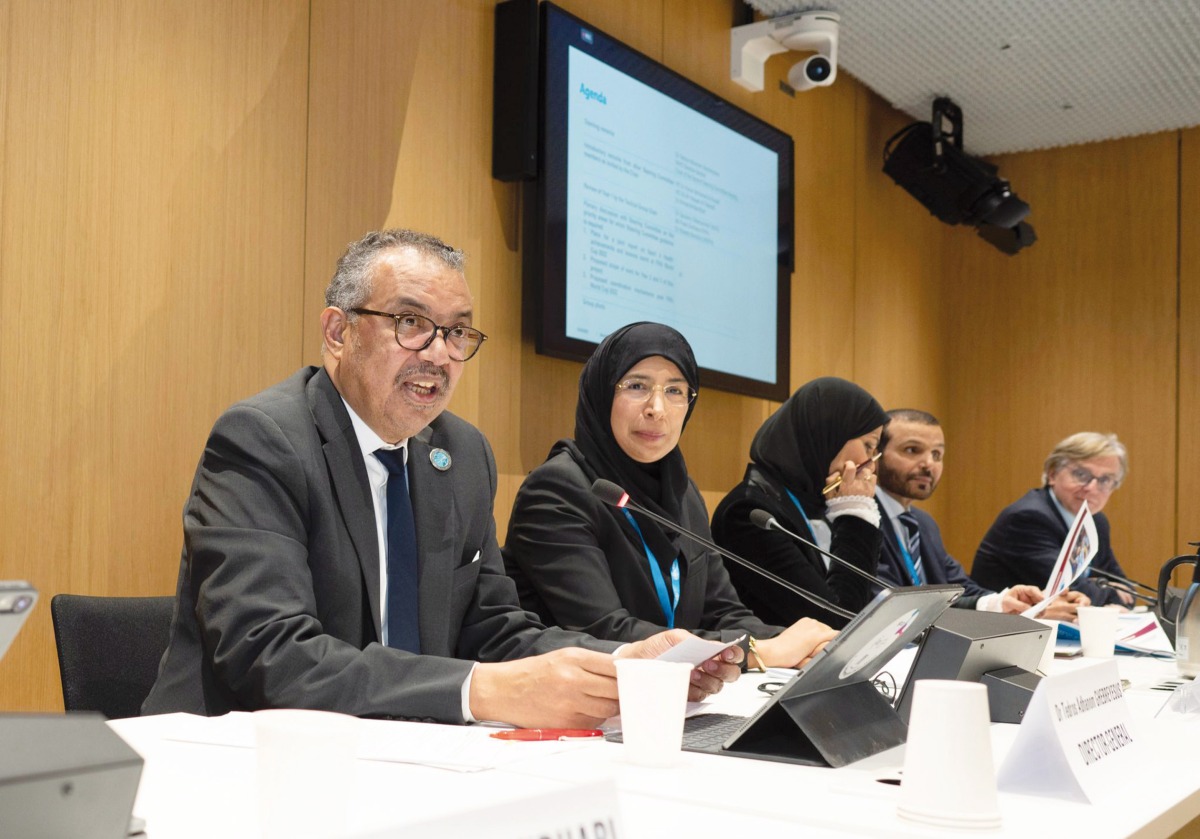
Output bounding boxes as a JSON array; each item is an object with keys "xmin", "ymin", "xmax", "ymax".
[
  {"xmin": 1084, "ymin": 564, "xmax": 1156, "ymax": 604},
  {"xmin": 589, "ymin": 479, "xmax": 855, "ymax": 621},
  {"xmin": 749, "ymin": 509, "xmax": 894, "ymax": 592}
]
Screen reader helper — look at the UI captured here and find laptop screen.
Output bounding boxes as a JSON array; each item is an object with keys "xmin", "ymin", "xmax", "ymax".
[{"xmin": 765, "ymin": 584, "xmax": 961, "ymax": 697}]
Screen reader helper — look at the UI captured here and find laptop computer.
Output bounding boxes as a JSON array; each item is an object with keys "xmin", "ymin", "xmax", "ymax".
[
  {"xmin": 0, "ymin": 581, "xmax": 37, "ymax": 663},
  {"xmin": 658, "ymin": 584, "xmax": 961, "ymax": 767}
]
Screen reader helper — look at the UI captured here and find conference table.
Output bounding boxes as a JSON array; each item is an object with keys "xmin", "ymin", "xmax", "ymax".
[{"xmin": 110, "ymin": 653, "xmax": 1200, "ymax": 838}]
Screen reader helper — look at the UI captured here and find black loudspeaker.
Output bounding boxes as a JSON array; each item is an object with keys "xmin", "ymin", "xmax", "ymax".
[
  {"xmin": 492, "ymin": 0, "xmax": 540, "ymax": 181},
  {"xmin": 896, "ymin": 610, "xmax": 1050, "ymax": 724},
  {"xmin": 0, "ymin": 714, "xmax": 143, "ymax": 839}
]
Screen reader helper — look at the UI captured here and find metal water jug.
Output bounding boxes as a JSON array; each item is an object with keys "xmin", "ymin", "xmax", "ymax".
[{"xmin": 1157, "ymin": 542, "xmax": 1200, "ymax": 678}]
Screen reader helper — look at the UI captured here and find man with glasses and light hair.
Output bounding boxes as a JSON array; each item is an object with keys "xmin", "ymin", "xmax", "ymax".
[
  {"xmin": 144, "ymin": 229, "xmax": 740, "ymax": 725},
  {"xmin": 970, "ymin": 432, "xmax": 1135, "ymax": 607}
]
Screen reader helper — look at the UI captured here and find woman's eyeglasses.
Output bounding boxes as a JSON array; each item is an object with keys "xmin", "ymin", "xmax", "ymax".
[{"xmin": 614, "ymin": 379, "xmax": 697, "ymax": 409}]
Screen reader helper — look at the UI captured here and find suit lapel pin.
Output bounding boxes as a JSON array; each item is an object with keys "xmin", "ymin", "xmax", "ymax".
[{"xmin": 429, "ymin": 448, "xmax": 452, "ymax": 471}]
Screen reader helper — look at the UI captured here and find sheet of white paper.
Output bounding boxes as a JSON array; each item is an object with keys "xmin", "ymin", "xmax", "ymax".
[
  {"xmin": 1114, "ymin": 613, "xmax": 1174, "ymax": 654},
  {"xmin": 355, "ymin": 718, "xmax": 600, "ymax": 771},
  {"xmin": 1053, "ymin": 613, "xmax": 1174, "ymax": 655},
  {"xmin": 654, "ymin": 633, "xmax": 745, "ymax": 666},
  {"xmin": 161, "ymin": 711, "xmax": 596, "ymax": 772}
]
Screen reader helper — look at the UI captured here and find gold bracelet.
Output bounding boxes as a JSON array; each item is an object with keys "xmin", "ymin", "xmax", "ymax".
[{"xmin": 747, "ymin": 636, "xmax": 767, "ymax": 673}]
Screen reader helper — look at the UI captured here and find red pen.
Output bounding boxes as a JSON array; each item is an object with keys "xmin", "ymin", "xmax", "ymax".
[{"xmin": 490, "ymin": 728, "xmax": 605, "ymax": 741}]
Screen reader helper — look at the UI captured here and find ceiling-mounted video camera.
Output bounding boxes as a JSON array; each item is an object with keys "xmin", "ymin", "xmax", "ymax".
[
  {"xmin": 731, "ymin": 10, "xmax": 839, "ymax": 93},
  {"xmin": 883, "ymin": 98, "xmax": 1036, "ymax": 255}
]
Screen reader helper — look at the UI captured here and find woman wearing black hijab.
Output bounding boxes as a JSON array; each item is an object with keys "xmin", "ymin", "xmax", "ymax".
[
  {"xmin": 503, "ymin": 322, "xmax": 835, "ymax": 668},
  {"xmin": 711, "ymin": 377, "xmax": 888, "ymax": 628}
]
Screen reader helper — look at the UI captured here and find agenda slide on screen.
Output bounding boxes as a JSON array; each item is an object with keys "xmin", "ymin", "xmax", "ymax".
[{"xmin": 564, "ymin": 47, "xmax": 779, "ymax": 383}]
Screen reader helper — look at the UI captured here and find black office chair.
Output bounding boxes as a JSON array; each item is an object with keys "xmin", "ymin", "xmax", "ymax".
[{"xmin": 50, "ymin": 594, "xmax": 174, "ymax": 719}]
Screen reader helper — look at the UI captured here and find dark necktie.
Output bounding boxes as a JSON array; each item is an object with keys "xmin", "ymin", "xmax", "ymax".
[
  {"xmin": 898, "ymin": 511, "xmax": 926, "ymax": 585},
  {"xmin": 374, "ymin": 448, "xmax": 421, "ymax": 653}
]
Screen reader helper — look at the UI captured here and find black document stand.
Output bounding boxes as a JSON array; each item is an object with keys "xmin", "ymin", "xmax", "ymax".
[{"xmin": 722, "ymin": 679, "xmax": 906, "ymax": 768}]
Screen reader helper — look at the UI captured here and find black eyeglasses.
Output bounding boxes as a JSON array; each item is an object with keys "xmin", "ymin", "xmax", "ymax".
[{"xmin": 350, "ymin": 309, "xmax": 488, "ymax": 361}]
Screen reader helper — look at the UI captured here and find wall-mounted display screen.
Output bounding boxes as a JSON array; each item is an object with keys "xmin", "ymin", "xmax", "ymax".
[{"xmin": 524, "ymin": 2, "xmax": 794, "ymax": 400}]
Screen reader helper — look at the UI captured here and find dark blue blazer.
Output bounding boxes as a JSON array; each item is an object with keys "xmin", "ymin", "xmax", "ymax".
[
  {"xmin": 876, "ymin": 499, "xmax": 991, "ymax": 609},
  {"xmin": 970, "ymin": 487, "xmax": 1128, "ymax": 606}
]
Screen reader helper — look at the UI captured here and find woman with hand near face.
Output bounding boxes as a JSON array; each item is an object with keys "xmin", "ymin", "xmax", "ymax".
[
  {"xmin": 711, "ymin": 377, "xmax": 888, "ymax": 628},
  {"xmin": 502, "ymin": 322, "xmax": 836, "ymax": 671}
]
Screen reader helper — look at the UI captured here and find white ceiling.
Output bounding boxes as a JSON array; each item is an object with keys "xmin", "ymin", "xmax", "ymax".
[{"xmin": 742, "ymin": 0, "xmax": 1200, "ymax": 155}]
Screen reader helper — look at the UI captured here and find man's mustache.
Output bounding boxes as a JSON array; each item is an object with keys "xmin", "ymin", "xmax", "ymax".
[{"xmin": 396, "ymin": 364, "xmax": 450, "ymax": 389}]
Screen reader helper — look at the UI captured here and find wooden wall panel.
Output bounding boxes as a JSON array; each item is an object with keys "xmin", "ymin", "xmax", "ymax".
[
  {"xmin": 1181, "ymin": 127, "xmax": 1200, "ymax": 553},
  {"xmin": 0, "ymin": 0, "xmax": 309, "ymax": 710},
  {"xmin": 385, "ymin": 1, "xmax": 522, "ymax": 448},
  {"xmin": 302, "ymin": 0, "xmax": 433, "ymax": 364},
  {"xmin": 852, "ymin": 94, "xmax": 951, "ymax": 521},
  {"xmin": 939, "ymin": 133, "xmax": 1180, "ymax": 588}
]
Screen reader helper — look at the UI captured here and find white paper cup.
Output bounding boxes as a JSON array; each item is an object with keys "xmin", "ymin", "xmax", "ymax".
[
  {"xmin": 614, "ymin": 659, "xmax": 692, "ymax": 767},
  {"xmin": 255, "ymin": 709, "xmax": 359, "ymax": 839},
  {"xmin": 898, "ymin": 680, "xmax": 1001, "ymax": 829},
  {"xmin": 1077, "ymin": 606, "xmax": 1119, "ymax": 658},
  {"xmin": 1035, "ymin": 619, "xmax": 1060, "ymax": 674}
]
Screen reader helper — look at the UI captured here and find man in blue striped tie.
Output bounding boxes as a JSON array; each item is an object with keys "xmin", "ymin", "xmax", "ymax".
[{"xmin": 873, "ymin": 410, "xmax": 1086, "ymax": 620}]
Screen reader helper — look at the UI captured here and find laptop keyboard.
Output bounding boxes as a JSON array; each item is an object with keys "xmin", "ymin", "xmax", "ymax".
[{"xmin": 605, "ymin": 712, "xmax": 748, "ymax": 750}]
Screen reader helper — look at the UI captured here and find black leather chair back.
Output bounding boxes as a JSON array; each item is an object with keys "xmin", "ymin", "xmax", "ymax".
[{"xmin": 50, "ymin": 594, "xmax": 174, "ymax": 719}]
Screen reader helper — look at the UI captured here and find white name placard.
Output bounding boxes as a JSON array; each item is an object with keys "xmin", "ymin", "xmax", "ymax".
[
  {"xmin": 375, "ymin": 779, "xmax": 623, "ymax": 839},
  {"xmin": 998, "ymin": 659, "xmax": 1138, "ymax": 803}
]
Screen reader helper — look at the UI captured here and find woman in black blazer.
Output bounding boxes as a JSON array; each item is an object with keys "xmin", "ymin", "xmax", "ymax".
[
  {"xmin": 711, "ymin": 377, "xmax": 887, "ymax": 628},
  {"xmin": 503, "ymin": 322, "xmax": 835, "ymax": 669}
]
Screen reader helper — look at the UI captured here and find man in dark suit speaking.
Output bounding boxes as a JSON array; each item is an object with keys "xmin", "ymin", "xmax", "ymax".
[
  {"xmin": 873, "ymin": 410, "xmax": 1086, "ymax": 620},
  {"xmin": 144, "ymin": 229, "xmax": 740, "ymax": 726}
]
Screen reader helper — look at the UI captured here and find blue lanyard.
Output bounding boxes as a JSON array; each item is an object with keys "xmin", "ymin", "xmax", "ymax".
[
  {"xmin": 892, "ymin": 525, "xmax": 922, "ymax": 586},
  {"xmin": 784, "ymin": 488, "xmax": 819, "ymax": 543},
  {"xmin": 622, "ymin": 508, "xmax": 681, "ymax": 627}
]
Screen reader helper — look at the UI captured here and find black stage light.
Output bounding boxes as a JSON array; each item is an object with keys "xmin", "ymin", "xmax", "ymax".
[
  {"xmin": 883, "ymin": 97, "xmax": 1035, "ymax": 255},
  {"xmin": 976, "ymin": 220, "xmax": 1037, "ymax": 255}
]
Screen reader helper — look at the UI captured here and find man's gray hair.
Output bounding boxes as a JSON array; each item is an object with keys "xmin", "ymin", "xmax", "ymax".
[
  {"xmin": 1042, "ymin": 432, "xmax": 1128, "ymax": 485},
  {"xmin": 325, "ymin": 229, "xmax": 466, "ymax": 313}
]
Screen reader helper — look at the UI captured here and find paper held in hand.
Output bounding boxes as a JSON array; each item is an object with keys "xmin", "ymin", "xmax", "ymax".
[
  {"xmin": 654, "ymin": 634, "xmax": 746, "ymax": 666},
  {"xmin": 1023, "ymin": 501, "xmax": 1098, "ymax": 618}
]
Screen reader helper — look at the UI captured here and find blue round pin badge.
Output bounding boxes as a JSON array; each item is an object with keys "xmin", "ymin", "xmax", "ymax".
[{"xmin": 429, "ymin": 448, "xmax": 452, "ymax": 471}]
